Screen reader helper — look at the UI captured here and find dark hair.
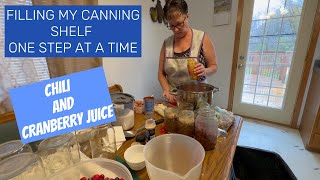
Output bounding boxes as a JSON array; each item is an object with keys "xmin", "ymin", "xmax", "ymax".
[{"xmin": 163, "ymin": 0, "xmax": 188, "ymax": 20}]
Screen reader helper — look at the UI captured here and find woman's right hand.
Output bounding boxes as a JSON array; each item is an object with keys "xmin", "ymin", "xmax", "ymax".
[{"xmin": 162, "ymin": 90, "xmax": 176, "ymax": 102}]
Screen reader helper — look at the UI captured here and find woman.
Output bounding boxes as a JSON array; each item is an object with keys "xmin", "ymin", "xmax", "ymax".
[{"xmin": 158, "ymin": 0, "xmax": 218, "ymax": 102}]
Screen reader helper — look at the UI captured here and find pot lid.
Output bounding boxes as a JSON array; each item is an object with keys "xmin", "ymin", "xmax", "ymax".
[{"xmin": 111, "ymin": 93, "xmax": 134, "ymax": 104}]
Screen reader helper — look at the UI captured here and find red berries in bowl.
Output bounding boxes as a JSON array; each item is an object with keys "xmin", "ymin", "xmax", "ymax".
[{"xmin": 80, "ymin": 174, "xmax": 124, "ymax": 180}]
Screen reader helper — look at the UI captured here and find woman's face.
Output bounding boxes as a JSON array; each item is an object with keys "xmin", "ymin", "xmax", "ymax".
[{"xmin": 167, "ymin": 14, "xmax": 189, "ymax": 38}]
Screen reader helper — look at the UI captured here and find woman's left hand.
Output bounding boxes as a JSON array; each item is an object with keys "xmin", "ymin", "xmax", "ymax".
[{"xmin": 194, "ymin": 63, "xmax": 206, "ymax": 76}]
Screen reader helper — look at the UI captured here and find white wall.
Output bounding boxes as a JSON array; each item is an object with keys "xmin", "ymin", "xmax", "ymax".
[
  {"xmin": 99, "ymin": 0, "xmax": 170, "ymax": 100},
  {"xmin": 100, "ymin": 0, "xmax": 238, "ymax": 108},
  {"xmin": 186, "ymin": 0, "xmax": 238, "ymax": 108}
]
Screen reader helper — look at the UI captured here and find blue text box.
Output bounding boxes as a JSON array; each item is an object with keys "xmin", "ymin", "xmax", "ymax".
[
  {"xmin": 5, "ymin": 6, "xmax": 141, "ymax": 57},
  {"xmin": 9, "ymin": 67, "xmax": 115, "ymax": 144}
]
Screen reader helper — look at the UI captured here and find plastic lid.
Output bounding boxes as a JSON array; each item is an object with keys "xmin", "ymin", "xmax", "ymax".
[
  {"xmin": 0, "ymin": 153, "xmax": 38, "ymax": 179},
  {"xmin": 136, "ymin": 134, "xmax": 146, "ymax": 143},
  {"xmin": 0, "ymin": 140, "xmax": 24, "ymax": 159},
  {"xmin": 145, "ymin": 119, "xmax": 156, "ymax": 130},
  {"xmin": 39, "ymin": 134, "xmax": 72, "ymax": 150},
  {"xmin": 111, "ymin": 93, "xmax": 134, "ymax": 104}
]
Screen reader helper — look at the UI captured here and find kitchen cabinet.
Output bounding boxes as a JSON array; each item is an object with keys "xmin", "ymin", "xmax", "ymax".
[{"xmin": 300, "ymin": 60, "xmax": 320, "ymax": 152}]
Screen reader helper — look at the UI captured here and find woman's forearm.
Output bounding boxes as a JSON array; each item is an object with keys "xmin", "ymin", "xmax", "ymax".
[
  {"xmin": 205, "ymin": 64, "xmax": 217, "ymax": 76},
  {"xmin": 158, "ymin": 73, "xmax": 170, "ymax": 92}
]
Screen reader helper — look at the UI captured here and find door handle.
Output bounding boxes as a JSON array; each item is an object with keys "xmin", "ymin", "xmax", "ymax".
[
  {"xmin": 239, "ymin": 56, "xmax": 245, "ymax": 60},
  {"xmin": 237, "ymin": 63, "xmax": 244, "ymax": 69}
]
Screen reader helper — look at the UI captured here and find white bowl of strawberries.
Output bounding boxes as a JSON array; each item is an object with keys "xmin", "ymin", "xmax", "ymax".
[{"xmin": 48, "ymin": 158, "xmax": 132, "ymax": 180}]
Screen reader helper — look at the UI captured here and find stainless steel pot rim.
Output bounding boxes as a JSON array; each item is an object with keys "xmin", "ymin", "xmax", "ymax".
[
  {"xmin": 172, "ymin": 82, "xmax": 220, "ymax": 94},
  {"xmin": 110, "ymin": 92, "xmax": 135, "ymax": 104}
]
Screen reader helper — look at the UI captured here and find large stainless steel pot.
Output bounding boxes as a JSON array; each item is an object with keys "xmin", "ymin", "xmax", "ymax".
[{"xmin": 171, "ymin": 82, "xmax": 220, "ymax": 109}]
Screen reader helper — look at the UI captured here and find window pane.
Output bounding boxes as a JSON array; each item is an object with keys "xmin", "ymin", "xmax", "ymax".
[
  {"xmin": 270, "ymin": 88, "xmax": 285, "ymax": 96},
  {"xmin": 285, "ymin": 0, "xmax": 303, "ymax": 16},
  {"xmin": 244, "ymin": 65, "xmax": 258, "ymax": 85},
  {"xmin": 248, "ymin": 43, "xmax": 262, "ymax": 52},
  {"xmin": 263, "ymin": 43, "xmax": 278, "ymax": 52},
  {"xmin": 250, "ymin": 20, "xmax": 266, "ymax": 36},
  {"xmin": 276, "ymin": 52, "xmax": 293, "ymax": 65},
  {"xmin": 242, "ymin": 93, "xmax": 254, "ymax": 104},
  {"xmin": 268, "ymin": 96, "xmax": 283, "ymax": 109},
  {"xmin": 279, "ymin": 35, "xmax": 296, "ymax": 43},
  {"xmin": 268, "ymin": 0, "xmax": 286, "ymax": 18},
  {"xmin": 278, "ymin": 42, "xmax": 295, "ymax": 52},
  {"xmin": 256, "ymin": 86, "xmax": 270, "ymax": 95},
  {"xmin": 247, "ymin": 53, "xmax": 260, "ymax": 64},
  {"xmin": 254, "ymin": 95, "xmax": 268, "ymax": 106},
  {"xmin": 257, "ymin": 66, "xmax": 273, "ymax": 86},
  {"xmin": 281, "ymin": 17, "xmax": 300, "ymax": 34},
  {"xmin": 261, "ymin": 53, "xmax": 275, "ymax": 65},
  {"xmin": 271, "ymin": 66, "xmax": 289, "ymax": 88},
  {"xmin": 252, "ymin": 0, "xmax": 269, "ymax": 20},
  {"xmin": 249, "ymin": 37, "xmax": 264, "ymax": 44},
  {"xmin": 265, "ymin": 19, "xmax": 281, "ymax": 36},
  {"xmin": 263, "ymin": 35, "xmax": 279, "ymax": 52},
  {"xmin": 243, "ymin": 85, "xmax": 256, "ymax": 93}
]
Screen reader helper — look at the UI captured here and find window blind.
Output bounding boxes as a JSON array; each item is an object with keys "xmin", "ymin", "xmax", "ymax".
[{"xmin": 0, "ymin": 0, "xmax": 50, "ymax": 114}]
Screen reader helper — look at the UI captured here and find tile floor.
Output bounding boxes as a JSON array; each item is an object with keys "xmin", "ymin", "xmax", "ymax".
[{"xmin": 237, "ymin": 118, "xmax": 320, "ymax": 180}]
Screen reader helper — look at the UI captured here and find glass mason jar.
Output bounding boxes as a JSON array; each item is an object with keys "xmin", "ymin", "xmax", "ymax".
[
  {"xmin": 164, "ymin": 107, "xmax": 179, "ymax": 133},
  {"xmin": 90, "ymin": 123, "xmax": 116, "ymax": 160},
  {"xmin": 0, "ymin": 140, "xmax": 32, "ymax": 161},
  {"xmin": 68, "ymin": 133, "xmax": 81, "ymax": 164},
  {"xmin": 38, "ymin": 134, "xmax": 75, "ymax": 175},
  {"xmin": 176, "ymin": 110, "xmax": 195, "ymax": 137},
  {"xmin": 195, "ymin": 107, "xmax": 218, "ymax": 151},
  {"xmin": 75, "ymin": 128, "xmax": 93, "ymax": 159},
  {"xmin": 178, "ymin": 102, "xmax": 194, "ymax": 111},
  {"xmin": 0, "ymin": 153, "xmax": 46, "ymax": 180}
]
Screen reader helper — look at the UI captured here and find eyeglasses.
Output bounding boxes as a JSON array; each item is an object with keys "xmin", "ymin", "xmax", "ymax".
[{"xmin": 167, "ymin": 16, "xmax": 187, "ymax": 30}]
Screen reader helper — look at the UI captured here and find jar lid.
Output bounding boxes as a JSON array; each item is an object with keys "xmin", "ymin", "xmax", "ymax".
[
  {"xmin": 135, "ymin": 134, "xmax": 145, "ymax": 143},
  {"xmin": 38, "ymin": 134, "xmax": 72, "ymax": 150},
  {"xmin": 145, "ymin": 119, "xmax": 156, "ymax": 130},
  {"xmin": 198, "ymin": 107, "xmax": 215, "ymax": 117},
  {"xmin": 0, "ymin": 153, "xmax": 38, "ymax": 179},
  {"xmin": 0, "ymin": 140, "xmax": 24, "ymax": 159},
  {"xmin": 111, "ymin": 93, "xmax": 134, "ymax": 105}
]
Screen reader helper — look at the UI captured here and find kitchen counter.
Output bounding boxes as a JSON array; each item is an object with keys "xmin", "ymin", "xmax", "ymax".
[{"xmin": 116, "ymin": 113, "xmax": 243, "ymax": 180}]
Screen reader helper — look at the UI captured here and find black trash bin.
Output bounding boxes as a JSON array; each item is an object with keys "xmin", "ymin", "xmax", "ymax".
[{"xmin": 232, "ymin": 146, "xmax": 297, "ymax": 180}]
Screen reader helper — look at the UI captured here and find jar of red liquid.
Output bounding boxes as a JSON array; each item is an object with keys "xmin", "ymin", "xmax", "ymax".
[{"xmin": 195, "ymin": 107, "xmax": 218, "ymax": 151}]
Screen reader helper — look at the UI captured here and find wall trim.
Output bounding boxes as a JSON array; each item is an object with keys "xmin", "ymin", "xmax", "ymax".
[
  {"xmin": 291, "ymin": 0, "xmax": 320, "ymax": 128},
  {"xmin": 228, "ymin": 0, "xmax": 244, "ymax": 111},
  {"xmin": 0, "ymin": 112, "xmax": 15, "ymax": 125}
]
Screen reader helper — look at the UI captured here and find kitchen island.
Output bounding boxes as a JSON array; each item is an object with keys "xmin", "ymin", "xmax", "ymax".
[{"xmin": 116, "ymin": 113, "xmax": 243, "ymax": 180}]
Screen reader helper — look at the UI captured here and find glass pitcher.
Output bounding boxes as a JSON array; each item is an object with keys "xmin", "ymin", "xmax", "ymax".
[{"xmin": 90, "ymin": 123, "xmax": 117, "ymax": 160}]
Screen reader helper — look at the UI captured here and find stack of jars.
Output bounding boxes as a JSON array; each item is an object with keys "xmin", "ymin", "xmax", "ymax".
[
  {"xmin": 0, "ymin": 140, "xmax": 47, "ymax": 179},
  {"xmin": 164, "ymin": 101, "xmax": 218, "ymax": 151}
]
